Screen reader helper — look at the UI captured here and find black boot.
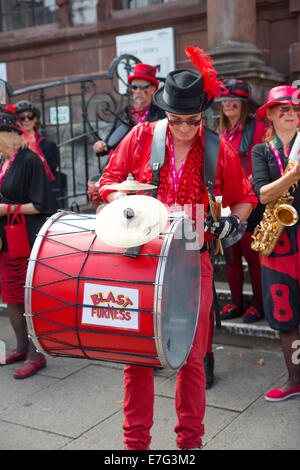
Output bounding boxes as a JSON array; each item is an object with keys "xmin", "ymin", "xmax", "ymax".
[{"xmin": 204, "ymin": 352, "xmax": 214, "ymax": 389}]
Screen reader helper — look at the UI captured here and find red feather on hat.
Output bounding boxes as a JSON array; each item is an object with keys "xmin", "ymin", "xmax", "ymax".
[
  {"xmin": 185, "ymin": 46, "xmax": 225, "ymax": 101},
  {"xmin": 5, "ymin": 105, "xmax": 16, "ymax": 112}
]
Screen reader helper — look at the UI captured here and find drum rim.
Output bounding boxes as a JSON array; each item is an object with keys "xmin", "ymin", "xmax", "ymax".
[
  {"xmin": 25, "ymin": 210, "xmax": 66, "ymax": 356},
  {"xmin": 153, "ymin": 219, "xmax": 175, "ymax": 369},
  {"xmin": 153, "ymin": 217, "xmax": 200, "ymax": 370}
]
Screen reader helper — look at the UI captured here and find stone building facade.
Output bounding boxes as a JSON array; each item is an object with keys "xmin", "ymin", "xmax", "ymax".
[
  {"xmin": 0, "ymin": 0, "xmax": 299, "ymax": 101},
  {"xmin": 0, "ymin": 0, "xmax": 299, "ymax": 208}
]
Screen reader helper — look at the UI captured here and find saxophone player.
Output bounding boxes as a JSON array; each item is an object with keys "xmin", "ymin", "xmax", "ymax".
[{"xmin": 252, "ymin": 85, "xmax": 300, "ymax": 402}]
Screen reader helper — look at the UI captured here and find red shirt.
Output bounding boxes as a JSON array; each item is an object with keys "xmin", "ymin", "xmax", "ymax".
[{"xmin": 100, "ymin": 120, "xmax": 256, "ymax": 210}]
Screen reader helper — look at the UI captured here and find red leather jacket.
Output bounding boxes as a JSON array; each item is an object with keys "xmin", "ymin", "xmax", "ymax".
[{"xmin": 99, "ymin": 121, "xmax": 257, "ymax": 212}]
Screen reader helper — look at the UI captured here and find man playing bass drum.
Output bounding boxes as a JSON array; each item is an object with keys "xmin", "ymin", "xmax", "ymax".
[{"xmin": 99, "ymin": 46, "xmax": 257, "ymax": 450}]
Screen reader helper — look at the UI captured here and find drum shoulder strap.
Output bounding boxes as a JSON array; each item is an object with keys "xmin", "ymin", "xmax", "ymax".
[
  {"xmin": 149, "ymin": 118, "xmax": 168, "ymax": 197},
  {"xmin": 203, "ymin": 126, "xmax": 222, "ymax": 329},
  {"xmin": 203, "ymin": 126, "xmax": 220, "ymax": 191}
]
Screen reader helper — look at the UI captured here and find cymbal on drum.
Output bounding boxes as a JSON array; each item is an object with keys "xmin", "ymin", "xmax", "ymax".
[
  {"xmin": 95, "ymin": 195, "xmax": 168, "ymax": 248},
  {"xmin": 102, "ymin": 173, "xmax": 157, "ymax": 192}
]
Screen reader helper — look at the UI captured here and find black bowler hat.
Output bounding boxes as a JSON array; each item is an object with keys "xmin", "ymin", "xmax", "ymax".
[
  {"xmin": 153, "ymin": 69, "xmax": 213, "ymax": 114},
  {"xmin": 153, "ymin": 46, "xmax": 224, "ymax": 114},
  {"xmin": 0, "ymin": 112, "xmax": 23, "ymax": 134}
]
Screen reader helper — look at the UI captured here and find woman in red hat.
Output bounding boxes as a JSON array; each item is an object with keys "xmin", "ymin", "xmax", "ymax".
[{"xmin": 252, "ymin": 85, "xmax": 300, "ymax": 402}]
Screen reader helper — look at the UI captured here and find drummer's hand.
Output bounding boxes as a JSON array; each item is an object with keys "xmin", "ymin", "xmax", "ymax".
[
  {"xmin": 93, "ymin": 140, "xmax": 108, "ymax": 154},
  {"xmin": 205, "ymin": 214, "xmax": 241, "ymax": 239},
  {"xmin": 106, "ymin": 191, "xmax": 126, "ymax": 203}
]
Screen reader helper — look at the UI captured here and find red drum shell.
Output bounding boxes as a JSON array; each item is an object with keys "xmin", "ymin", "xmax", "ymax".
[{"xmin": 25, "ymin": 212, "xmax": 200, "ymax": 370}]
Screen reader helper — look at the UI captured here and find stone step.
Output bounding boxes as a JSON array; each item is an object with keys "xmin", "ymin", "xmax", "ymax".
[
  {"xmin": 214, "ymin": 280, "xmax": 278, "ymax": 343},
  {"xmin": 216, "ymin": 316, "xmax": 279, "ymax": 340}
]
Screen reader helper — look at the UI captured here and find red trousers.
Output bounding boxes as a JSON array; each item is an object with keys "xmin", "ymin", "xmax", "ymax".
[{"xmin": 123, "ymin": 252, "xmax": 213, "ymax": 450}]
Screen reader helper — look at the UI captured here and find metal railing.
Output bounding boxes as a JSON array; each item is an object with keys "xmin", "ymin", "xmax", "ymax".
[{"xmin": 1, "ymin": 54, "xmax": 146, "ymax": 211}]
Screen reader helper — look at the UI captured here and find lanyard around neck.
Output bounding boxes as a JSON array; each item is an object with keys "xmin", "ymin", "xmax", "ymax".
[
  {"xmin": 270, "ymin": 133, "xmax": 297, "ymax": 176},
  {"xmin": 270, "ymin": 140, "xmax": 284, "ymax": 176},
  {"xmin": 222, "ymin": 119, "xmax": 243, "ymax": 143},
  {"xmin": 167, "ymin": 128, "xmax": 188, "ymax": 196}
]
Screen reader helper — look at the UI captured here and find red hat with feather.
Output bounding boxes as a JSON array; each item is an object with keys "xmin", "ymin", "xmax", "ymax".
[{"xmin": 153, "ymin": 46, "xmax": 223, "ymax": 114}]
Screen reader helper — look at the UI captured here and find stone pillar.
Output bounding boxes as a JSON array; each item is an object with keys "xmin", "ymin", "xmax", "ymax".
[
  {"xmin": 208, "ymin": 0, "xmax": 256, "ymax": 46},
  {"xmin": 97, "ymin": 0, "xmax": 114, "ymax": 21},
  {"xmin": 207, "ymin": 0, "xmax": 285, "ymax": 104},
  {"xmin": 56, "ymin": 0, "xmax": 71, "ymax": 27}
]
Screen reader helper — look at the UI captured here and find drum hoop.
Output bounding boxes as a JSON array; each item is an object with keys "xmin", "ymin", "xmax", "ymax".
[
  {"xmin": 153, "ymin": 218, "xmax": 182, "ymax": 369},
  {"xmin": 25, "ymin": 211, "xmax": 67, "ymax": 355}
]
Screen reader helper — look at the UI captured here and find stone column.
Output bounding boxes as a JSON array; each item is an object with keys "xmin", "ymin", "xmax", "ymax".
[
  {"xmin": 208, "ymin": 0, "xmax": 256, "ymax": 46},
  {"xmin": 207, "ymin": 0, "xmax": 285, "ymax": 104},
  {"xmin": 290, "ymin": 0, "xmax": 300, "ymax": 80},
  {"xmin": 97, "ymin": 0, "xmax": 114, "ymax": 21},
  {"xmin": 56, "ymin": 0, "xmax": 71, "ymax": 27}
]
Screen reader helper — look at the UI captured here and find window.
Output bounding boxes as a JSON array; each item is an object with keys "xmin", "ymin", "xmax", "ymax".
[
  {"xmin": 0, "ymin": 0, "xmax": 58, "ymax": 32},
  {"xmin": 120, "ymin": 0, "xmax": 178, "ymax": 8}
]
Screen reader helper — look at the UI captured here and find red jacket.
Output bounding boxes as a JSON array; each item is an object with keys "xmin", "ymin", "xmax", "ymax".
[{"xmin": 100, "ymin": 121, "xmax": 257, "ymax": 212}]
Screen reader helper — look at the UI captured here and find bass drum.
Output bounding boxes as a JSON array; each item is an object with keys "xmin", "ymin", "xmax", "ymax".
[{"xmin": 25, "ymin": 212, "xmax": 201, "ymax": 370}]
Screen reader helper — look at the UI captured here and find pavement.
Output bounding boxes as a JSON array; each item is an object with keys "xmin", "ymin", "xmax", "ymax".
[{"xmin": 0, "ymin": 307, "xmax": 299, "ymax": 452}]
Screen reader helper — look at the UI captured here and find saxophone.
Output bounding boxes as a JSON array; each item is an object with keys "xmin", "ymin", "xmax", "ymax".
[{"xmin": 251, "ymin": 160, "xmax": 299, "ymax": 256}]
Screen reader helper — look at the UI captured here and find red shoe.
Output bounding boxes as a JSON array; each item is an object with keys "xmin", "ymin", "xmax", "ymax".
[
  {"xmin": 221, "ymin": 304, "xmax": 241, "ymax": 320},
  {"xmin": 242, "ymin": 306, "xmax": 262, "ymax": 323},
  {"xmin": 265, "ymin": 385, "xmax": 300, "ymax": 402},
  {"xmin": 0, "ymin": 349, "xmax": 28, "ymax": 365},
  {"xmin": 13, "ymin": 356, "xmax": 46, "ymax": 379}
]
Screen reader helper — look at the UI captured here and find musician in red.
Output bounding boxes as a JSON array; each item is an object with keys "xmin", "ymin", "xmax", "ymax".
[
  {"xmin": 99, "ymin": 47, "xmax": 257, "ymax": 450},
  {"xmin": 252, "ymin": 85, "xmax": 300, "ymax": 402},
  {"xmin": 89, "ymin": 63, "xmax": 165, "ymax": 209}
]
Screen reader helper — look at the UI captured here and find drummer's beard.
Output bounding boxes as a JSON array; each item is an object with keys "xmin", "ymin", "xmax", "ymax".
[{"xmin": 133, "ymin": 95, "xmax": 144, "ymax": 109}]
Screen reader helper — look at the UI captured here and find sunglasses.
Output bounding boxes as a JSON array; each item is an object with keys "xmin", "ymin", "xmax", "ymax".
[
  {"xmin": 167, "ymin": 118, "xmax": 202, "ymax": 127},
  {"xmin": 131, "ymin": 83, "xmax": 151, "ymax": 91},
  {"xmin": 19, "ymin": 113, "xmax": 36, "ymax": 122},
  {"xmin": 276, "ymin": 105, "xmax": 300, "ymax": 113}
]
